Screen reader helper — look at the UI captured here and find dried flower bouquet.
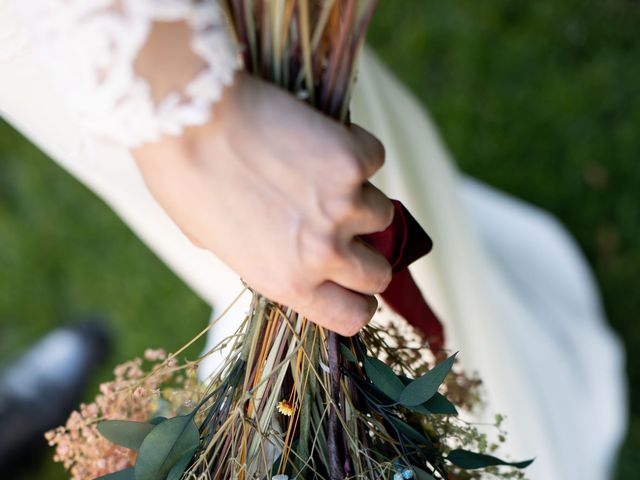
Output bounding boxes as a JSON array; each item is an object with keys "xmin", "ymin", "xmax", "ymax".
[{"xmin": 48, "ymin": 1, "xmax": 533, "ymax": 479}]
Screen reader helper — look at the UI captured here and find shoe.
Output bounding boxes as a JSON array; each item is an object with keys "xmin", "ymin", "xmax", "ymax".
[{"xmin": 0, "ymin": 318, "xmax": 111, "ymax": 475}]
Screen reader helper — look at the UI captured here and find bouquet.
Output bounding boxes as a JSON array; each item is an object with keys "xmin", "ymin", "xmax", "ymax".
[{"xmin": 47, "ymin": 1, "xmax": 533, "ymax": 479}]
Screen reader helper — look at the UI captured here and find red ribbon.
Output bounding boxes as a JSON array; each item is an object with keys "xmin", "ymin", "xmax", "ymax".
[{"xmin": 362, "ymin": 200, "xmax": 445, "ymax": 352}]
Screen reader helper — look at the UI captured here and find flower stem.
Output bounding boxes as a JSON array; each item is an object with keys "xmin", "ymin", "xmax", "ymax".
[{"xmin": 327, "ymin": 330, "xmax": 343, "ymax": 480}]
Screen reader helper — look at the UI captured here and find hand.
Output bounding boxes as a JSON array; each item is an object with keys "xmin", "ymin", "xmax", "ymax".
[{"xmin": 133, "ymin": 72, "xmax": 394, "ymax": 336}]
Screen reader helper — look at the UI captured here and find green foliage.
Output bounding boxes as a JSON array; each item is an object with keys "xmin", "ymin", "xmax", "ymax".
[
  {"xmin": 447, "ymin": 449, "xmax": 534, "ymax": 470},
  {"xmin": 413, "ymin": 466, "xmax": 436, "ymax": 480},
  {"xmin": 339, "ymin": 343, "xmax": 357, "ymax": 363},
  {"xmin": 365, "ymin": 353, "xmax": 458, "ymax": 416},
  {"xmin": 166, "ymin": 447, "xmax": 199, "ymax": 480},
  {"xmin": 425, "ymin": 392, "xmax": 458, "ymax": 415},
  {"xmin": 97, "ymin": 421, "xmax": 155, "ymax": 451},
  {"xmin": 150, "ymin": 416, "xmax": 168, "ymax": 425},
  {"xmin": 364, "ymin": 356, "xmax": 405, "ymax": 401},
  {"xmin": 398, "ymin": 353, "xmax": 457, "ymax": 407},
  {"xmin": 94, "ymin": 415, "xmax": 199, "ymax": 480},
  {"xmin": 135, "ymin": 414, "xmax": 199, "ymax": 480},
  {"xmin": 386, "ymin": 415, "xmax": 431, "ymax": 446},
  {"xmin": 95, "ymin": 468, "xmax": 135, "ymax": 480}
]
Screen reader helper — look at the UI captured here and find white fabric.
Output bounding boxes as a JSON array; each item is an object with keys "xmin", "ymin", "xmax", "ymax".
[
  {"xmin": 351, "ymin": 55, "xmax": 626, "ymax": 479},
  {"xmin": 9, "ymin": 0, "xmax": 238, "ymax": 148},
  {"xmin": 459, "ymin": 177, "xmax": 625, "ymax": 475},
  {"xmin": 0, "ymin": 2, "xmax": 627, "ymax": 478}
]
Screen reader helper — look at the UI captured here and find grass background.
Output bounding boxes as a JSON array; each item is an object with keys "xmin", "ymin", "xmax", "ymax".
[{"xmin": 0, "ymin": 0, "xmax": 638, "ymax": 477}]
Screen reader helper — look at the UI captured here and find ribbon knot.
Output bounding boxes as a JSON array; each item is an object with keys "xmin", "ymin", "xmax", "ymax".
[{"xmin": 363, "ymin": 200, "xmax": 445, "ymax": 352}]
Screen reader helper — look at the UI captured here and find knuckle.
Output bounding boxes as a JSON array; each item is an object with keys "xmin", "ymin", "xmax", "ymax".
[
  {"xmin": 302, "ymin": 233, "xmax": 342, "ymax": 268},
  {"xmin": 329, "ymin": 313, "xmax": 364, "ymax": 337},
  {"xmin": 336, "ymin": 151, "xmax": 365, "ymax": 184},
  {"xmin": 372, "ymin": 136, "xmax": 386, "ymax": 167},
  {"xmin": 360, "ymin": 192, "xmax": 394, "ymax": 233},
  {"xmin": 381, "ymin": 199, "xmax": 395, "ymax": 229},
  {"xmin": 357, "ymin": 261, "xmax": 392, "ymax": 294},
  {"xmin": 279, "ymin": 278, "xmax": 311, "ymax": 306},
  {"xmin": 377, "ymin": 265, "xmax": 393, "ymax": 292},
  {"xmin": 339, "ymin": 323, "xmax": 361, "ymax": 337},
  {"xmin": 353, "ymin": 126, "xmax": 385, "ymax": 173},
  {"xmin": 350, "ymin": 247, "xmax": 392, "ymax": 294},
  {"xmin": 347, "ymin": 308, "xmax": 373, "ymax": 335},
  {"xmin": 367, "ymin": 145, "xmax": 385, "ymax": 174},
  {"xmin": 360, "ymin": 200, "xmax": 394, "ymax": 233},
  {"xmin": 326, "ymin": 195, "xmax": 359, "ymax": 224},
  {"xmin": 318, "ymin": 239, "xmax": 342, "ymax": 265}
]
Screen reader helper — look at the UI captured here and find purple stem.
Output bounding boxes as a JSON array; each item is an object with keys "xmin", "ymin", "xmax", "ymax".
[{"xmin": 327, "ymin": 330, "xmax": 343, "ymax": 480}]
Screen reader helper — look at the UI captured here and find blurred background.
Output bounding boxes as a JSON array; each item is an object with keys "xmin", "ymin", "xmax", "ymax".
[{"xmin": 0, "ymin": 0, "xmax": 638, "ymax": 478}]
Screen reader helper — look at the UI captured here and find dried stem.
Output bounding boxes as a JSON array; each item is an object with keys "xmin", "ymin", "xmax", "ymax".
[{"xmin": 327, "ymin": 330, "xmax": 343, "ymax": 479}]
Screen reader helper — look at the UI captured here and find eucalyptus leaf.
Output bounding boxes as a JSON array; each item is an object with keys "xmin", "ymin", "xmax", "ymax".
[
  {"xmin": 364, "ymin": 356, "xmax": 404, "ymax": 401},
  {"xmin": 413, "ymin": 466, "xmax": 436, "ymax": 480},
  {"xmin": 398, "ymin": 353, "xmax": 457, "ymax": 407},
  {"xmin": 386, "ymin": 415, "xmax": 430, "ymax": 446},
  {"xmin": 339, "ymin": 344, "xmax": 357, "ymax": 363},
  {"xmin": 150, "ymin": 416, "xmax": 167, "ymax": 425},
  {"xmin": 404, "ymin": 403, "xmax": 430, "ymax": 415},
  {"xmin": 424, "ymin": 392, "xmax": 458, "ymax": 415},
  {"xmin": 396, "ymin": 375, "xmax": 430, "ymax": 414},
  {"xmin": 166, "ymin": 446, "xmax": 198, "ymax": 480},
  {"xmin": 400, "ymin": 376, "xmax": 457, "ymax": 415},
  {"xmin": 447, "ymin": 449, "xmax": 534, "ymax": 469},
  {"xmin": 97, "ymin": 421, "xmax": 155, "ymax": 452},
  {"xmin": 95, "ymin": 467, "xmax": 135, "ymax": 480},
  {"xmin": 135, "ymin": 414, "xmax": 200, "ymax": 480}
]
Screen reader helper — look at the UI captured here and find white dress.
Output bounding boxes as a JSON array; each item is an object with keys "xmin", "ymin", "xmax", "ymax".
[{"xmin": 0, "ymin": 1, "xmax": 627, "ymax": 479}]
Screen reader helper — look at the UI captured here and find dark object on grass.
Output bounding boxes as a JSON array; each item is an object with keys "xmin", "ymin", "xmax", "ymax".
[{"xmin": 0, "ymin": 318, "xmax": 111, "ymax": 476}]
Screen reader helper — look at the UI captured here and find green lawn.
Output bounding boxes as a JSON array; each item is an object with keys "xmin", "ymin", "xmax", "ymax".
[{"xmin": 1, "ymin": 0, "xmax": 638, "ymax": 478}]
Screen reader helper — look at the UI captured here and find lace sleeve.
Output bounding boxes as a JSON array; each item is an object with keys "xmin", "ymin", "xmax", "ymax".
[{"xmin": 11, "ymin": 0, "xmax": 239, "ymax": 148}]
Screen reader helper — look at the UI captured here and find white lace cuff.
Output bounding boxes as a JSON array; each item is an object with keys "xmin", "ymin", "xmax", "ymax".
[{"xmin": 12, "ymin": 0, "xmax": 240, "ymax": 148}]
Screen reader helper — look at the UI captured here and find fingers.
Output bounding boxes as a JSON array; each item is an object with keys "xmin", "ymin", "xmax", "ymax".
[
  {"xmin": 329, "ymin": 239, "xmax": 392, "ymax": 295},
  {"xmin": 348, "ymin": 124, "xmax": 386, "ymax": 179},
  {"xmin": 344, "ymin": 182, "xmax": 395, "ymax": 235},
  {"xmin": 298, "ymin": 281, "xmax": 378, "ymax": 336}
]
